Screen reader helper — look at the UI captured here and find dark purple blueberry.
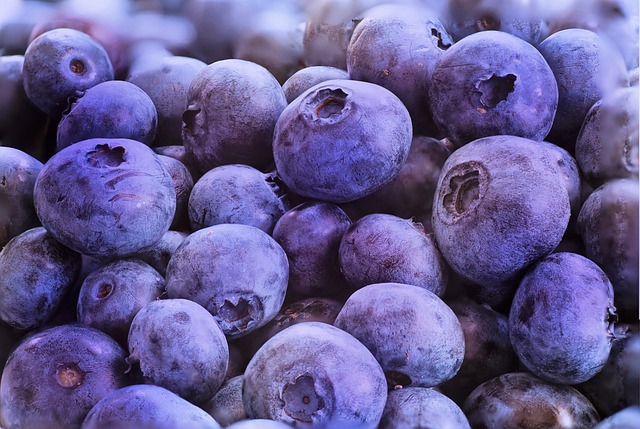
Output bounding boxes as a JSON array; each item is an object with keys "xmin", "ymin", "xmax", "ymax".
[
  {"xmin": 33, "ymin": 138, "xmax": 176, "ymax": 259},
  {"xmin": 165, "ymin": 224, "xmax": 289, "ymax": 339},
  {"xmin": 182, "ymin": 59, "xmax": 287, "ymax": 174},
  {"xmin": 0, "ymin": 227, "xmax": 81, "ymax": 331},
  {"xmin": 201, "ymin": 375, "xmax": 247, "ymax": 426},
  {"xmin": 56, "ymin": 80, "xmax": 158, "ymax": 151},
  {"xmin": 77, "ymin": 258, "xmax": 165, "ymax": 347},
  {"xmin": 0, "ymin": 146, "xmax": 43, "ymax": 247},
  {"xmin": 429, "ymin": 30, "xmax": 558, "ymax": 145},
  {"xmin": 128, "ymin": 230, "xmax": 188, "ymax": 277},
  {"xmin": 0, "ymin": 324, "xmax": 129, "ymax": 429},
  {"xmin": 157, "ymin": 154, "xmax": 194, "ymax": 232},
  {"xmin": 126, "ymin": 299, "xmax": 229, "ymax": 404},
  {"xmin": 22, "ymin": 28, "xmax": 114, "ymax": 119},
  {"xmin": 272, "ymin": 201, "xmax": 352, "ymax": 298},
  {"xmin": 282, "ymin": 66, "xmax": 350, "ymax": 104},
  {"xmin": 82, "ymin": 384, "xmax": 222, "ymax": 429},
  {"xmin": 334, "ymin": 282, "xmax": 464, "ymax": 389},
  {"xmin": 462, "ymin": 372, "xmax": 600, "ymax": 428},
  {"xmin": 242, "ymin": 322, "xmax": 387, "ymax": 427},
  {"xmin": 272, "ymin": 79, "xmax": 412, "ymax": 203},
  {"xmin": 188, "ymin": 164, "xmax": 288, "ymax": 234}
]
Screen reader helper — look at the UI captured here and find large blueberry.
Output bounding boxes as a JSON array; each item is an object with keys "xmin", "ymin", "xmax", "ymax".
[
  {"xmin": 272, "ymin": 79, "xmax": 412, "ymax": 203},
  {"xmin": 429, "ymin": 30, "xmax": 558, "ymax": 145},
  {"xmin": 243, "ymin": 322, "xmax": 387, "ymax": 427},
  {"xmin": 33, "ymin": 138, "xmax": 176, "ymax": 259}
]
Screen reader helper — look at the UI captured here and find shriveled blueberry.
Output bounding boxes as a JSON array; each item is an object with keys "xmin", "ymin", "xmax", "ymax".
[
  {"xmin": 509, "ymin": 252, "xmax": 618, "ymax": 385},
  {"xmin": 128, "ymin": 229, "xmax": 188, "ymax": 277},
  {"xmin": 578, "ymin": 179, "xmax": 639, "ymax": 322},
  {"xmin": 463, "ymin": 372, "xmax": 599, "ymax": 428},
  {"xmin": 188, "ymin": 164, "xmax": 288, "ymax": 234},
  {"xmin": 379, "ymin": 386, "xmax": 471, "ymax": 429},
  {"xmin": 201, "ymin": 375, "xmax": 247, "ymax": 426},
  {"xmin": 273, "ymin": 79, "xmax": 412, "ymax": 203},
  {"xmin": 0, "ymin": 227, "xmax": 81, "ymax": 331},
  {"xmin": 22, "ymin": 28, "xmax": 114, "ymax": 118},
  {"xmin": 0, "ymin": 324, "xmax": 129, "ymax": 429},
  {"xmin": 282, "ymin": 66, "xmax": 349, "ymax": 104},
  {"xmin": 33, "ymin": 138, "xmax": 176, "ymax": 259},
  {"xmin": 243, "ymin": 322, "xmax": 387, "ymax": 427},
  {"xmin": 429, "ymin": 30, "xmax": 558, "ymax": 145},
  {"xmin": 157, "ymin": 154, "xmax": 194, "ymax": 232},
  {"xmin": 56, "ymin": 80, "xmax": 158, "ymax": 151},
  {"xmin": 77, "ymin": 258, "xmax": 165, "ymax": 347},
  {"xmin": 334, "ymin": 282, "xmax": 464, "ymax": 388},
  {"xmin": 182, "ymin": 59, "xmax": 287, "ymax": 174},
  {"xmin": 82, "ymin": 384, "xmax": 222, "ymax": 429},
  {"xmin": 165, "ymin": 224, "xmax": 289, "ymax": 339},
  {"xmin": 272, "ymin": 201, "xmax": 351, "ymax": 298}
]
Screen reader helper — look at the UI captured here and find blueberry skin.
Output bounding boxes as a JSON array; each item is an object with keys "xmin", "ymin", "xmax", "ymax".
[
  {"xmin": 128, "ymin": 230, "xmax": 188, "ymax": 277},
  {"xmin": 81, "ymin": 384, "xmax": 222, "ymax": 429},
  {"xmin": 56, "ymin": 80, "xmax": 158, "ymax": 151},
  {"xmin": 429, "ymin": 30, "xmax": 558, "ymax": 146},
  {"xmin": 334, "ymin": 282, "xmax": 464, "ymax": 388},
  {"xmin": 226, "ymin": 420, "xmax": 293, "ymax": 429},
  {"xmin": 431, "ymin": 135, "xmax": 571, "ymax": 309},
  {"xmin": 77, "ymin": 258, "xmax": 165, "ymax": 347},
  {"xmin": 578, "ymin": 179, "xmax": 639, "ymax": 322},
  {"xmin": 0, "ymin": 146, "xmax": 43, "ymax": 248},
  {"xmin": 272, "ymin": 201, "xmax": 352, "ymax": 298},
  {"xmin": 188, "ymin": 164, "xmax": 287, "ymax": 234},
  {"xmin": 538, "ymin": 28, "xmax": 628, "ymax": 151},
  {"xmin": 242, "ymin": 322, "xmax": 387, "ymax": 427},
  {"xmin": 273, "ymin": 79, "xmax": 412, "ymax": 203},
  {"xmin": 575, "ymin": 87, "xmax": 639, "ymax": 189},
  {"xmin": 594, "ymin": 406, "xmax": 640, "ymax": 429},
  {"xmin": 22, "ymin": 28, "xmax": 114, "ymax": 118},
  {"xmin": 182, "ymin": 59, "xmax": 287, "ymax": 174},
  {"xmin": 201, "ymin": 375, "xmax": 247, "ymax": 426},
  {"xmin": 509, "ymin": 252, "xmax": 617, "ymax": 385},
  {"xmin": 462, "ymin": 372, "xmax": 600, "ymax": 429},
  {"xmin": 379, "ymin": 386, "xmax": 471, "ymax": 429},
  {"xmin": 126, "ymin": 55, "xmax": 206, "ymax": 147},
  {"xmin": 126, "ymin": 298, "xmax": 229, "ymax": 404},
  {"xmin": 282, "ymin": 66, "xmax": 349, "ymax": 104},
  {"xmin": 165, "ymin": 224, "xmax": 289, "ymax": 339},
  {"xmin": 0, "ymin": 227, "xmax": 81, "ymax": 331},
  {"xmin": 157, "ymin": 154, "xmax": 194, "ymax": 232},
  {"xmin": 33, "ymin": 138, "xmax": 176, "ymax": 259},
  {"xmin": 0, "ymin": 324, "xmax": 129, "ymax": 429},
  {"xmin": 339, "ymin": 214, "xmax": 448, "ymax": 296}
]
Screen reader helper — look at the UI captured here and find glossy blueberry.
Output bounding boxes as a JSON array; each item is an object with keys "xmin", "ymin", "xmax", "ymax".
[
  {"xmin": 33, "ymin": 138, "xmax": 176, "ymax": 259},
  {"xmin": 182, "ymin": 59, "xmax": 287, "ymax": 174},
  {"xmin": 157, "ymin": 154, "xmax": 194, "ymax": 232},
  {"xmin": 128, "ymin": 229, "xmax": 188, "ymax": 277},
  {"xmin": 0, "ymin": 146, "xmax": 43, "ymax": 247},
  {"xmin": 334, "ymin": 282, "xmax": 464, "ymax": 388},
  {"xmin": 273, "ymin": 79, "xmax": 412, "ymax": 203},
  {"xmin": 463, "ymin": 372, "xmax": 600, "ymax": 428},
  {"xmin": 165, "ymin": 224, "xmax": 289, "ymax": 339},
  {"xmin": 22, "ymin": 28, "xmax": 114, "ymax": 118},
  {"xmin": 0, "ymin": 227, "xmax": 81, "ymax": 331},
  {"xmin": 188, "ymin": 164, "xmax": 288, "ymax": 234},
  {"xmin": 0, "ymin": 324, "xmax": 129, "ymax": 429},
  {"xmin": 243, "ymin": 322, "xmax": 387, "ymax": 427},
  {"xmin": 77, "ymin": 258, "xmax": 165, "ymax": 347},
  {"xmin": 272, "ymin": 201, "xmax": 352, "ymax": 298},
  {"xmin": 201, "ymin": 375, "xmax": 247, "ymax": 427},
  {"xmin": 282, "ymin": 66, "xmax": 349, "ymax": 104},
  {"xmin": 56, "ymin": 80, "xmax": 158, "ymax": 151},
  {"xmin": 82, "ymin": 384, "xmax": 222, "ymax": 429},
  {"xmin": 429, "ymin": 30, "xmax": 557, "ymax": 145}
]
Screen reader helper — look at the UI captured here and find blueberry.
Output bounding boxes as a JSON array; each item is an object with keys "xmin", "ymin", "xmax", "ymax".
[
  {"xmin": 282, "ymin": 66, "xmax": 349, "ymax": 104},
  {"xmin": 165, "ymin": 224, "xmax": 289, "ymax": 339},
  {"xmin": 81, "ymin": 384, "xmax": 222, "ymax": 429},
  {"xmin": 128, "ymin": 229, "xmax": 188, "ymax": 277},
  {"xmin": 594, "ymin": 406, "xmax": 640, "ymax": 429},
  {"xmin": 201, "ymin": 375, "xmax": 247, "ymax": 426},
  {"xmin": 22, "ymin": 28, "xmax": 114, "ymax": 118},
  {"xmin": 76, "ymin": 258, "xmax": 165, "ymax": 347},
  {"xmin": 463, "ymin": 372, "xmax": 600, "ymax": 428},
  {"xmin": 272, "ymin": 79, "xmax": 412, "ymax": 203},
  {"xmin": 429, "ymin": 30, "xmax": 558, "ymax": 145},
  {"xmin": 56, "ymin": 80, "xmax": 158, "ymax": 151},
  {"xmin": 0, "ymin": 324, "xmax": 129, "ymax": 429},
  {"xmin": 182, "ymin": 59, "xmax": 287, "ymax": 174},
  {"xmin": 0, "ymin": 227, "xmax": 81, "ymax": 331},
  {"xmin": 334, "ymin": 282, "xmax": 464, "ymax": 388},
  {"xmin": 33, "ymin": 138, "xmax": 176, "ymax": 259},
  {"xmin": 226, "ymin": 420, "xmax": 294, "ymax": 429},
  {"xmin": 126, "ymin": 298, "xmax": 229, "ymax": 404},
  {"xmin": 156, "ymin": 154, "xmax": 194, "ymax": 232},
  {"xmin": 242, "ymin": 322, "xmax": 387, "ymax": 427}
]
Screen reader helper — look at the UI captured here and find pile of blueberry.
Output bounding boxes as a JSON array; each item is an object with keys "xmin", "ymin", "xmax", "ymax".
[{"xmin": 0, "ymin": 0, "xmax": 639, "ymax": 428}]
